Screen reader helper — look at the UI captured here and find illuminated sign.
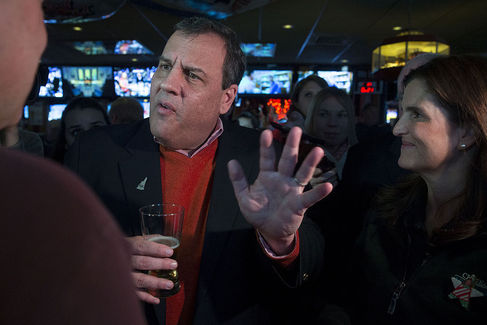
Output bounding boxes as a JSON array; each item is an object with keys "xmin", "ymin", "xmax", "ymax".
[{"xmin": 355, "ymin": 80, "xmax": 382, "ymax": 94}]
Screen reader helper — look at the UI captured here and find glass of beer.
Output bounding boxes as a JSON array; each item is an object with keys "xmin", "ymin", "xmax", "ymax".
[{"xmin": 139, "ymin": 203, "xmax": 184, "ymax": 298}]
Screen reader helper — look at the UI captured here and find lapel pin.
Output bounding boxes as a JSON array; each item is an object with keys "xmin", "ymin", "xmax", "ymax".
[
  {"xmin": 136, "ymin": 177, "xmax": 148, "ymax": 191},
  {"xmin": 448, "ymin": 273, "xmax": 486, "ymax": 310}
]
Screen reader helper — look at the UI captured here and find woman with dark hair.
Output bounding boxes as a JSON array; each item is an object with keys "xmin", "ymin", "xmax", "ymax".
[
  {"xmin": 348, "ymin": 55, "xmax": 487, "ymax": 324},
  {"xmin": 51, "ymin": 97, "xmax": 109, "ymax": 163},
  {"xmin": 285, "ymin": 75, "xmax": 328, "ymax": 129}
]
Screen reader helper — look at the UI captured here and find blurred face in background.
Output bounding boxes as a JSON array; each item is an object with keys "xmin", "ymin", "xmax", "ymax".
[
  {"xmin": 64, "ymin": 108, "xmax": 108, "ymax": 147},
  {"xmin": 295, "ymin": 81, "xmax": 323, "ymax": 117},
  {"xmin": 0, "ymin": 0, "xmax": 47, "ymax": 129},
  {"xmin": 312, "ymin": 96, "xmax": 350, "ymax": 149}
]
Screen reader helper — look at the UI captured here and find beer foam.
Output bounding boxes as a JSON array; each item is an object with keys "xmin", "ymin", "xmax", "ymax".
[{"xmin": 148, "ymin": 235, "xmax": 180, "ymax": 249}]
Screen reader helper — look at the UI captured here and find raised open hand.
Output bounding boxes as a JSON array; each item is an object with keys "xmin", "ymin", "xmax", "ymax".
[{"xmin": 227, "ymin": 127, "xmax": 333, "ymax": 255}]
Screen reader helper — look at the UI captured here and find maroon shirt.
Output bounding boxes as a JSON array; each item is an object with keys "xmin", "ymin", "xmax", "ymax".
[{"xmin": 0, "ymin": 148, "xmax": 146, "ymax": 325}]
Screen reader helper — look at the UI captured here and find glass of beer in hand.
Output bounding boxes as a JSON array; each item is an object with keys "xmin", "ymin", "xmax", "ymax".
[{"xmin": 140, "ymin": 203, "xmax": 184, "ymax": 298}]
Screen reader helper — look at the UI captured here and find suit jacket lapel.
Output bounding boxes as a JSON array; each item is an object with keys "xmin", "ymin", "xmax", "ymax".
[
  {"xmin": 118, "ymin": 120, "xmax": 166, "ymax": 325},
  {"xmin": 198, "ymin": 121, "xmax": 260, "ymax": 299},
  {"xmin": 118, "ymin": 120, "xmax": 163, "ymax": 235}
]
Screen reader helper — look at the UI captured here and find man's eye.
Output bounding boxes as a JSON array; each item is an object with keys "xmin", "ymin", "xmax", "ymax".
[
  {"xmin": 188, "ymin": 72, "xmax": 199, "ymax": 80},
  {"xmin": 160, "ymin": 64, "xmax": 171, "ymax": 71}
]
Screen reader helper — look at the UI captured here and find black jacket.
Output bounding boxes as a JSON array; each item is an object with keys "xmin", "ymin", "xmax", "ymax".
[
  {"xmin": 65, "ymin": 118, "xmax": 325, "ymax": 325},
  {"xmin": 350, "ymin": 190, "xmax": 487, "ymax": 325}
]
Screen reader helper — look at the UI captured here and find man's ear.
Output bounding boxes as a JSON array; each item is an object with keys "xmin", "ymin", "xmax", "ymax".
[
  {"xmin": 457, "ymin": 124, "xmax": 477, "ymax": 150},
  {"xmin": 220, "ymin": 84, "xmax": 238, "ymax": 115}
]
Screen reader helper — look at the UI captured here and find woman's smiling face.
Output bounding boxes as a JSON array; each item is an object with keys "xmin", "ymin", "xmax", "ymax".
[{"xmin": 393, "ymin": 78, "xmax": 464, "ymax": 174}]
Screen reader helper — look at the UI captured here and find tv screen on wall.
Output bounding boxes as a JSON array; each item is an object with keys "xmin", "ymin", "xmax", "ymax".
[
  {"xmin": 62, "ymin": 66, "xmax": 113, "ymax": 97},
  {"xmin": 38, "ymin": 67, "xmax": 63, "ymax": 98},
  {"xmin": 316, "ymin": 71, "xmax": 353, "ymax": 93},
  {"xmin": 238, "ymin": 70, "xmax": 293, "ymax": 95},
  {"xmin": 113, "ymin": 66, "xmax": 156, "ymax": 97}
]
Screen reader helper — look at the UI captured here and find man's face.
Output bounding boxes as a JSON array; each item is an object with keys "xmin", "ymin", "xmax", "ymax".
[
  {"xmin": 149, "ymin": 31, "xmax": 237, "ymax": 150},
  {"xmin": 0, "ymin": 0, "xmax": 47, "ymax": 129}
]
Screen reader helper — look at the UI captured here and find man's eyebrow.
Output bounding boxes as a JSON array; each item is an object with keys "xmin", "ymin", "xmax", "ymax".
[
  {"xmin": 159, "ymin": 55, "xmax": 172, "ymax": 63},
  {"xmin": 180, "ymin": 62, "xmax": 207, "ymax": 78},
  {"xmin": 157, "ymin": 55, "xmax": 208, "ymax": 80}
]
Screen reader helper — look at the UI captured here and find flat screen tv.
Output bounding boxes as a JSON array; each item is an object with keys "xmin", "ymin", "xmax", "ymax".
[
  {"xmin": 296, "ymin": 70, "xmax": 315, "ymax": 83},
  {"xmin": 72, "ymin": 41, "xmax": 109, "ymax": 55},
  {"xmin": 316, "ymin": 71, "xmax": 353, "ymax": 93},
  {"xmin": 114, "ymin": 40, "xmax": 153, "ymax": 55},
  {"xmin": 62, "ymin": 66, "xmax": 113, "ymax": 97},
  {"xmin": 39, "ymin": 67, "xmax": 63, "ymax": 98},
  {"xmin": 238, "ymin": 70, "xmax": 293, "ymax": 95},
  {"xmin": 23, "ymin": 105, "xmax": 29, "ymax": 119},
  {"xmin": 138, "ymin": 99, "xmax": 150, "ymax": 118},
  {"xmin": 113, "ymin": 66, "xmax": 156, "ymax": 97},
  {"xmin": 240, "ymin": 43, "xmax": 276, "ymax": 57},
  {"xmin": 48, "ymin": 104, "xmax": 67, "ymax": 121},
  {"xmin": 386, "ymin": 108, "xmax": 398, "ymax": 124}
]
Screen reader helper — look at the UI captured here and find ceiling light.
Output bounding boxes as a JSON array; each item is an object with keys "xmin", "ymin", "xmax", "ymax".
[
  {"xmin": 341, "ymin": 59, "xmax": 349, "ymax": 63},
  {"xmin": 372, "ymin": 30, "xmax": 450, "ymax": 79},
  {"xmin": 282, "ymin": 24, "xmax": 293, "ymax": 30},
  {"xmin": 131, "ymin": 58, "xmax": 138, "ymax": 62},
  {"xmin": 72, "ymin": 26, "xmax": 83, "ymax": 31},
  {"xmin": 392, "ymin": 26, "xmax": 402, "ymax": 31}
]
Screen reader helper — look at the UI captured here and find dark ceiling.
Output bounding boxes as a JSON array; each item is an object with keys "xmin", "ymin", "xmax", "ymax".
[{"xmin": 42, "ymin": 0, "xmax": 487, "ymax": 70}]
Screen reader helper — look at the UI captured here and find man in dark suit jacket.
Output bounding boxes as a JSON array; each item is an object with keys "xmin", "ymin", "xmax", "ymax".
[{"xmin": 66, "ymin": 17, "xmax": 332, "ymax": 325}]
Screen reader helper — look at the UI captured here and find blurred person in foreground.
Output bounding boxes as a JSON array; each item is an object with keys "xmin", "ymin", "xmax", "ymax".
[
  {"xmin": 0, "ymin": 0, "xmax": 146, "ymax": 324},
  {"xmin": 347, "ymin": 55, "xmax": 487, "ymax": 324},
  {"xmin": 66, "ymin": 16, "xmax": 332, "ymax": 325}
]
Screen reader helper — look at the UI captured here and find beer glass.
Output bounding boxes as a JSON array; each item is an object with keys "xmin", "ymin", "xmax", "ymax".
[{"xmin": 140, "ymin": 203, "xmax": 184, "ymax": 298}]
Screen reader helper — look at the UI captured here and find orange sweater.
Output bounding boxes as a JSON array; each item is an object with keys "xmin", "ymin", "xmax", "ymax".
[{"xmin": 159, "ymin": 140, "xmax": 218, "ymax": 325}]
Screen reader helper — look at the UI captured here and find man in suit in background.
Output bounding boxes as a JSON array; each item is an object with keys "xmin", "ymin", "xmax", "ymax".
[{"xmin": 66, "ymin": 16, "xmax": 332, "ymax": 325}]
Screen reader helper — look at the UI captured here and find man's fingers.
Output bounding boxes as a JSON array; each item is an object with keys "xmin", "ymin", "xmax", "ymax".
[
  {"xmin": 312, "ymin": 167, "xmax": 323, "ymax": 177},
  {"xmin": 278, "ymin": 127, "xmax": 301, "ymax": 176},
  {"xmin": 228, "ymin": 160, "xmax": 249, "ymax": 196},
  {"xmin": 294, "ymin": 146, "xmax": 325, "ymax": 184},
  {"xmin": 136, "ymin": 290, "xmax": 160, "ymax": 305},
  {"xmin": 259, "ymin": 129, "xmax": 276, "ymax": 172},
  {"xmin": 127, "ymin": 236, "xmax": 173, "ymax": 257},
  {"xmin": 133, "ymin": 271, "xmax": 174, "ymax": 291},
  {"xmin": 301, "ymin": 182, "xmax": 333, "ymax": 209},
  {"xmin": 131, "ymin": 255, "xmax": 177, "ymax": 271}
]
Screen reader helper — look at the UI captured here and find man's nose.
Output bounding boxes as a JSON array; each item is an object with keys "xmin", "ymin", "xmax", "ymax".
[{"xmin": 159, "ymin": 68, "xmax": 182, "ymax": 95}]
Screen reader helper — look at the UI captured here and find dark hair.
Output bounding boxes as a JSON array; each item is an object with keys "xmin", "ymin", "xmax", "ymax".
[
  {"xmin": 174, "ymin": 16, "xmax": 246, "ymax": 89},
  {"xmin": 378, "ymin": 55, "xmax": 487, "ymax": 244},
  {"xmin": 290, "ymin": 75, "xmax": 329, "ymax": 116},
  {"xmin": 109, "ymin": 97, "xmax": 144, "ymax": 124},
  {"xmin": 51, "ymin": 97, "xmax": 109, "ymax": 163}
]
